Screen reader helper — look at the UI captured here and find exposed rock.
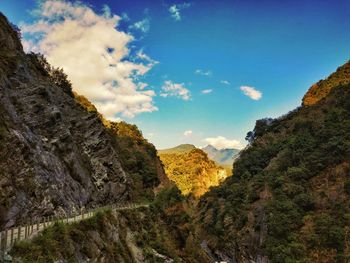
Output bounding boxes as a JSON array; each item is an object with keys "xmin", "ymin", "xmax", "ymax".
[{"xmin": 0, "ymin": 13, "xmax": 162, "ymax": 229}]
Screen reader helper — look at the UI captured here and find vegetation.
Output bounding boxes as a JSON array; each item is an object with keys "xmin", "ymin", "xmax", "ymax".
[
  {"xmin": 198, "ymin": 63, "xmax": 350, "ymax": 262},
  {"xmin": 12, "ymin": 198, "xmax": 209, "ymax": 263},
  {"xmin": 74, "ymin": 93, "xmax": 162, "ymax": 201},
  {"xmin": 11, "ymin": 211, "xmax": 113, "ymax": 263},
  {"xmin": 158, "ymin": 144, "xmax": 196, "ymax": 154},
  {"xmin": 302, "ymin": 60, "xmax": 350, "ymax": 106},
  {"xmin": 28, "ymin": 53, "xmax": 73, "ymax": 96},
  {"xmin": 159, "ymin": 148, "xmax": 228, "ymax": 197},
  {"xmin": 108, "ymin": 121, "xmax": 161, "ymax": 199}
]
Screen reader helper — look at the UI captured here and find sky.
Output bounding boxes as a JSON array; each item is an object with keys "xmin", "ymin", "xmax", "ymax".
[{"xmin": 1, "ymin": 0, "xmax": 350, "ymax": 149}]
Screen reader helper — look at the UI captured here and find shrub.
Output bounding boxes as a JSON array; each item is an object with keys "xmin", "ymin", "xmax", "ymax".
[
  {"xmin": 28, "ymin": 53, "xmax": 73, "ymax": 96},
  {"xmin": 344, "ymin": 180, "xmax": 350, "ymax": 195}
]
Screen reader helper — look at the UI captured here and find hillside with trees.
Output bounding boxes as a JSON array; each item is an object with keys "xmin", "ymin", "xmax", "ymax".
[
  {"xmin": 302, "ymin": 61, "xmax": 350, "ymax": 106},
  {"xmin": 197, "ymin": 61, "xmax": 350, "ymax": 262},
  {"xmin": 2, "ymin": 9, "xmax": 350, "ymax": 263},
  {"xmin": 159, "ymin": 146, "xmax": 228, "ymax": 198}
]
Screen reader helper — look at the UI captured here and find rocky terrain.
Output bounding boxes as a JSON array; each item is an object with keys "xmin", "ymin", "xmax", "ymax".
[
  {"xmin": 0, "ymin": 13, "xmax": 165, "ymax": 230},
  {"xmin": 1, "ymin": 10, "xmax": 350, "ymax": 263}
]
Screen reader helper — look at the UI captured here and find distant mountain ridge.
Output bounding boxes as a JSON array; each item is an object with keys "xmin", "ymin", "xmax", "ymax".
[
  {"xmin": 158, "ymin": 144, "xmax": 196, "ymax": 154},
  {"xmin": 202, "ymin": 144, "xmax": 240, "ymax": 166}
]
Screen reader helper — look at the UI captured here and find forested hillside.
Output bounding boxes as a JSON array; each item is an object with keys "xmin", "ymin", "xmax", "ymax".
[
  {"xmin": 2, "ymin": 9, "xmax": 350, "ymax": 263},
  {"xmin": 197, "ymin": 61, "xmax": 350, "ymax": 262},
  {"xmin": 159, "ymin": 146, "xmax": 228, "ymax": 197}
]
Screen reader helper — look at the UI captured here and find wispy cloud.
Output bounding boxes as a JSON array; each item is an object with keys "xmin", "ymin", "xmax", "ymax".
[
  {"xmin": 220, "ymin": 80, "xmax": 230, "ymax": 85},
  {"xmin": 169, "ymin": 2, "xmax": 192, "ymax": 21},
  {"xmin": 21, "ymin": 0, "xmax": 158, "ymax": 119},
  {"xmin": 130, "ymin": 17, "xmax": 150, "ymax": 33},
  {"xmin": 160, "ymin": 80, "xmax": 191, "ymax": 100},
  {"xmin": 184, "ymin": 130, "xmax": 193, "ymax": 136},
  {"xmin": 195, "ymin": 69, "xmax": 212, "ymax": 76},
  {"xmin": 204, "ymin": 136, "xmax": 243, "ymax": 150},
  {"xmin": 136, "ymin": 50, "xmax": 159, "ymax": 67},
  {"xmin": 201, "ymin": 89, "xmax": 213, "ymax": 94},
  {"xmin": 121, "ymin": 12, "xmax": 130, "ymax": 21},
  {"xmin": 240, "ymin": 86, "xmax": 262, "ymax": 100}
]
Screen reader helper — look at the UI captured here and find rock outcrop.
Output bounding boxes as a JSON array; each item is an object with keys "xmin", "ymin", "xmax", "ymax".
[{"xmin": 0, "ymin": 13, "xmax": 164, "ymax": 229}]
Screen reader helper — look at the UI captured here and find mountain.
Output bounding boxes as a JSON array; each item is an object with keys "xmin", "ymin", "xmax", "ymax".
[
  {"xmin": 2, "ymin": 11, "xmax": 350, "ymax": 263},
  {"xmin": 302, "ymin": 60, "xmax": 350, "ymax": 106},
  {"xmin": 202, "ymin": 144, "xmax": 240, "ymax": 166},
  {"xmin": 197, "ymin": 60, "xmax": 350, "ymax": 262},
  {"xmin": 158, "ymin": 146, "xmax": 229, "ymax": 197},
  {"xmin": 0, "ymin": 13, "xmax": 166, "ymax": 229},
  {"xmin": 1, "ymin": 14, "xmax": 207, "ymax": 262},
  {"xmin": 158, "ymin": 144, "xmax": 196, "ymax": 154}
]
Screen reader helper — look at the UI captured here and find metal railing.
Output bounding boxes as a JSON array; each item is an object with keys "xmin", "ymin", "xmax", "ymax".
[{"xmin": 0, "ymin": 203, "xmax": 148, "ymax": 261}]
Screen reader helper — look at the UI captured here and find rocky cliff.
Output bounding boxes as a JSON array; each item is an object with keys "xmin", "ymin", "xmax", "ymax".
[{"xmin": 0, "ymin": 13, "xmax": 165, "ymax": 229}]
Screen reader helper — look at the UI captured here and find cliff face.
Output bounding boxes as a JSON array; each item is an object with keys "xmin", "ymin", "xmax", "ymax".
[
  {"xmin": 197, "ymin": 62, "xmax": 350, "ymax": 262},
  {"xmin": 0, "ymin": 13, "xmax": 164, "ymax": 229}
]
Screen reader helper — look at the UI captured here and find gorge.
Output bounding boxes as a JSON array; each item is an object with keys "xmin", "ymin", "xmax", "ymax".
[{"xmin": 1, "ymin": 3, "xmax": 350, "ymax": 263}]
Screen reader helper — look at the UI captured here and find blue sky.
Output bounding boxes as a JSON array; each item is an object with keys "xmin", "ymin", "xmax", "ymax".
[{"xmin": 1, "ymin": 0, "xmax": 350, "ymax": 149}]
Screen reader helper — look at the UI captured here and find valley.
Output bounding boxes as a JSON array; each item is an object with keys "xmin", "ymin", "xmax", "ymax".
[{"xmin": 1, "ymin": 3, "xmax": 350, "ymax": 263}]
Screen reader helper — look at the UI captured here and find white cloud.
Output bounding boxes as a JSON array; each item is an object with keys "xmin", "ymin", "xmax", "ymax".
[
  {"xmin": 136, "ymin": 50, "xmax": 159, "ymax": 67},
  {"xmin": 169, "ymin": 3, "xmax": 191, "ymax": 21},
  {"xmin": 130, "ymin": 18, "xmax": 150, "ymax": 33},
  {"xmin": 195, "ymin": 69, "xmax": 212, "ymax": 76},
  {"xmin": 184, "ymin": 130, "xmax": 193, "ymax": 136},
  {"xmin": 160, "ymin": 80, "xmax": 191, "ymax": 100},
  {"xmin": 21, "ymin": 0, "xmax": 158, "ymax": 120},
  {"xmin": 201, "ymin": 89, "xmax": 213, "ymax": 94},
  {"xmin": 221, "ymin": 80, "xmax": 230, "ymax": 85},
  {"xmin": 204, "ymin": 136, "xmax": 243, "ymax": 150},
  {"xmin": 240, "ymin": 86, "xmax": 262, "ymax": 100}
]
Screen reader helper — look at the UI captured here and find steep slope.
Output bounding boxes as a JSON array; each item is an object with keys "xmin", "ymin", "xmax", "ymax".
[
  {"xmin": 302, "ymin": 60, "xmax": 350, "ymax": 106},
  {"xmin": 159, "ymin": 147, "xmax": 228, "ymax": 197},
  {"xmin": 74, "ymin": 93, "xmax": 171, "ymax": 197},
  {"xmin": 0, "ymin": 13, "xmax": 164, "ymax": 229},
  {"xmin": 11, "ymin": 188, "xmax": 211, "ymax": 263},
  {"xmin": 197, "ymin": 61, "xmax": 350, "ymax": 262},
  {"xmin": 202, "ymin": 144, "xmax": 240, "ymax": 166}
]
